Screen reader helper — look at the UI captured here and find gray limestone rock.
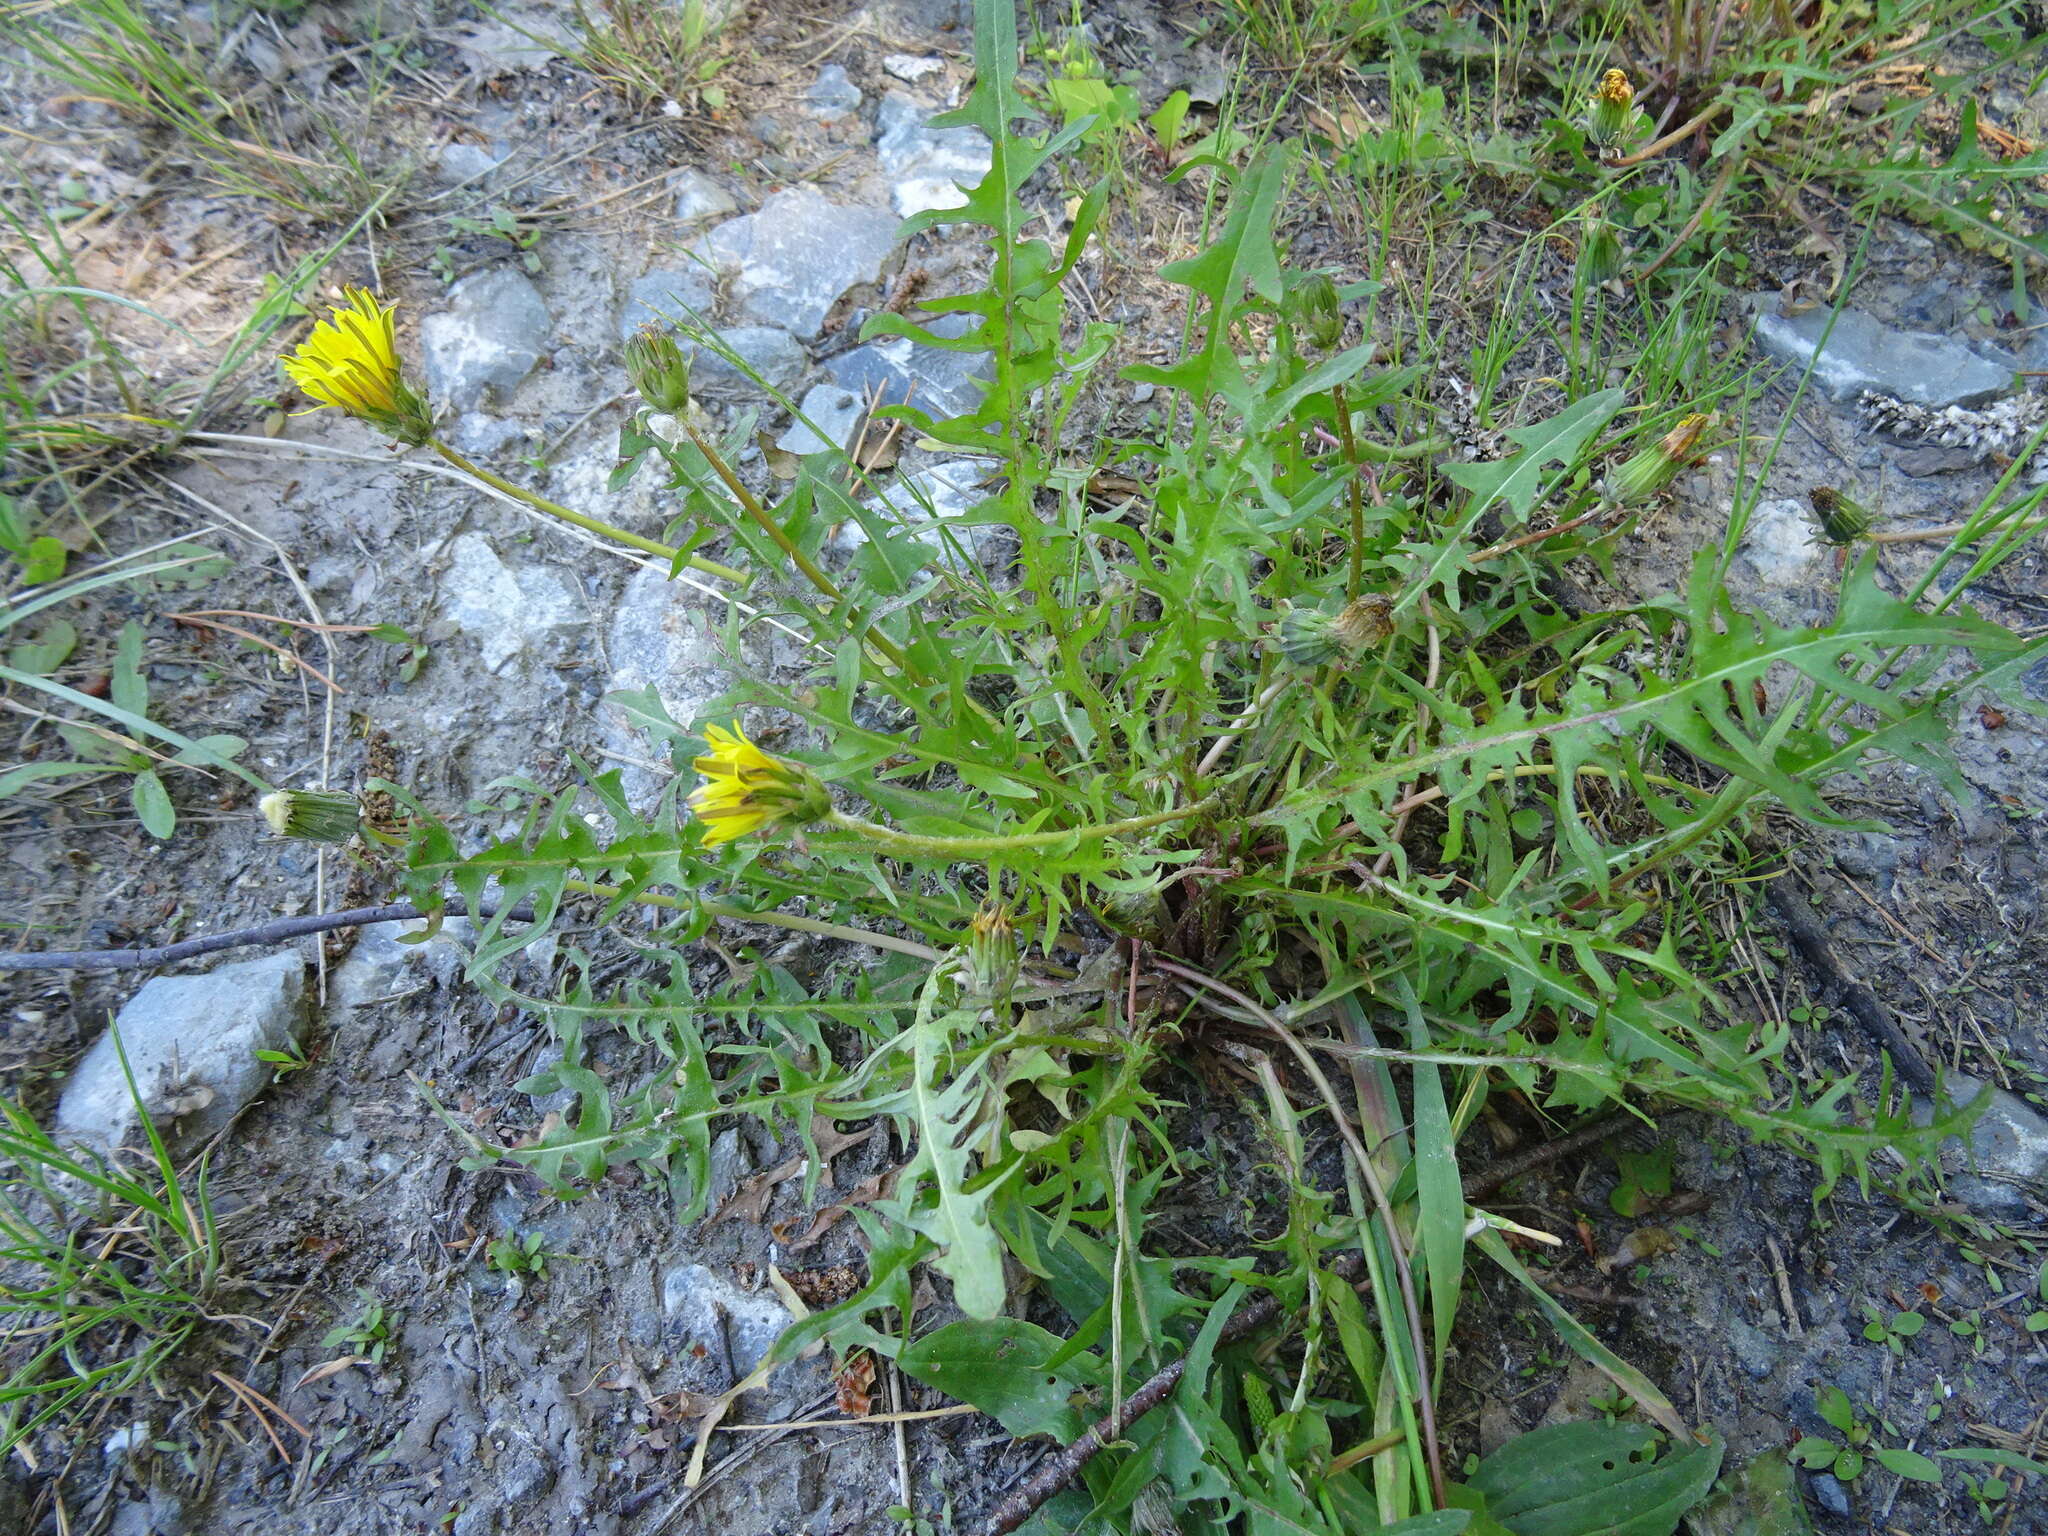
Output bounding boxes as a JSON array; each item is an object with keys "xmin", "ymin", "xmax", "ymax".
[
  {"xmin": 875, "ymin": 91, "xmax": 991, "ymax": 217},
  {"xmin": 433, "ymin": 141, "xmax": 505, "ymax": 186},
  {"xmin": 1753, "ymin": 304, "xmax": 2014, "ymax": 408},
  {"xmin": 670, "ymin": 168, "xmax": 736, "ymax": 228},
  {"xmin": 688, "ymin": 325, "xmax": 808, "ymax": 396},
  {"xmin": 1938, "ymin": 1076, "xmax": 2048, "ymax": 1218},
  {"xmin": 420, "ymin": 267, "xmax": 551, "ymax": 411},
  {"xmin": 326, "ymin": 916, "xmax": 478, "ymax": 1015},
  {"xmin": 439, "ymin": 531, "xmax": 586, "ymax": 675},
  {"xmin": 54, "ymin": 951, "xmax": 306, "ymax": 1156},
  {"xmin": 805, "ymin": 63, "xmax": 863, "ymax": 120},
  {"xmin": 776, "ymin": 382, "xmax": 866, "ymax": 455},
  {"xmin": 1808, "ymin": 1471, "xmax": 1852, "ymax": 1519},
  {"xmin": 824, "ymin": 310, "xmax": 992, "ymax": 421},
  {"xmin": 619, "ymin": 265, "xmax": 717, "ymax": 340},
  {"xmin": 836, "ymin": 459, "xmax": 999, "ymax": 564},
  {"xmin": 1724, "ymin": 1317, "xmax": 1779, "ymax": 1382},
  {"xmin": 1736, "ymin": 498, "xmax": 1825, "ymax": 585},
  {"xmin": 691, "ymin": 188, "xmax": 901, "ymax": 337},
  {"xmin": 883, "ymin": 53, "xmax": 945, "ymax": 83},
  {"xmin": 663, "ymin": 1262, "xmax": 791, "ymax": 1377},
  {"xmin": 442, "ymin": 410, "xmax": 534, "ymax": 459},
  {"xmin": 603, "ymin": 564, "xmax": 731, "ymax": 810}
]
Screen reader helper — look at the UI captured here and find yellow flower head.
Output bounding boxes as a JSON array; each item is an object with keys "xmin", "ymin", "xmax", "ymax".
[
  {"xmin": 687, "ymin": 721, "xmax": 832, "ymax": 846},
  {"xmin": 1596, "ymin": 68, "xmax": 1634, "ymax": 108},
  {"xmin": 282, "ymin": 288, "xmax": 433, "ymax": 445}
]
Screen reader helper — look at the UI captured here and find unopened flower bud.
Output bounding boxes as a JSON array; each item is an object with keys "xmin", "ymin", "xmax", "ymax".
[
  {"xmin": 1588, "ymin": 69, "xmax": 1637, "ymax": 149},
  {"xmin": 259, "ymin": 788, "xmax": 362, "ymax": 844},
  {"xmin": 1808, "ymin": 486, "xmax": 1871, "ymax": 546},
  {"xmin": 1608, "ymin": 413, "xmax": 1709, "ymax": 504},
  {"xmin": 1292, "ymin": 273, "xmax": 1345, "ymax": 351},
  {"xmin": 1580, "ymin": 215, "xmax": 1623, "ymax": 286},
  {"xmin": 624, "ymin": 325, "xmax": 693, "ymax": 414},
  {"xmin": 965, "ymin": 902, "xmax": 1018, "ymax": 1002}
]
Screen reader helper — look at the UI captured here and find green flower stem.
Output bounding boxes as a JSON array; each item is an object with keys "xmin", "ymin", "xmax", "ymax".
[
  {"xmin": 1332, "ymin": 382, "xmax": 1366, "ymax": 599},
  {"xmin": 427, "ymin": 439, "xmax": 745, "ymax": 582},
  {"xmin": 820, "ymin": 797, "xmax": 1218, "ymax": 859},
  {"xmin": 674, "ymin": 418, "xmax": 917, "ymax": 677},
  {"xmin": 559, "ymin": 877, "xmax": 941, "ymax": 961}
]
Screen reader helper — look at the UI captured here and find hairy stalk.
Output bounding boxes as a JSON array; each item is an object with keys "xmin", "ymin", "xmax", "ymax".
[
  {"xmin": 1332, "ymin": 382, "xmax": 1366, "ymax": 598},
  {"xmin": 560, "ymin": 878, "xmax": 942, "ymax": 961},
  {"xmin": 426, "ymin": 439, "xmax": 743, "ymax": 580},
  {"xmin": 671, "ymin": 417, "xmax": 921, "ymax": 677},
  {"xmin": 822, "ymin": 797, "xmax": 1218, "ymax": 859}
]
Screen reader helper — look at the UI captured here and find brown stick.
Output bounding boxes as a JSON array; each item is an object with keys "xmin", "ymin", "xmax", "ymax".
[
  {"xmin": 981, "ymin": 1254, "xmax": 1367, "ymax": 1535},
  {"xmin": 1460, "ymin": 1110, "xmax": 1634, "ymax": 1202},
  {"xmin": 1767, "ymin": 877, "xmax": 1935, "ymax": 1095},
  {"xmin": 0, "ymin": 899, "xmax": 532, "ymax": 972}
]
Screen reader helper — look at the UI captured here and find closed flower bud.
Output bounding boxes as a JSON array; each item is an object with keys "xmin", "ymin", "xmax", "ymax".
[
  {"xmin": 1292, "ymin": 273, "xmax": 1345, "ymax": 351},
  {"xmin": 964, "ymin": 902, "xmax": 1018, "ymax": 1002},
  {"xmin": 624, "ymin": 324, "xmax": 693, "ymax": 414},
  {"xmin": 259, "ymin": 788, "xmax": 362, "ymax": 844},
  {"xmin": 1608, "ymin": 412, "xmax": 1709, "ymax": 504},
  {"xmin": 1579, "ymin": 214, "xmax": 1624, "ymax": 286},
  {"xmin": 1808, "ymin": 486, "xmax": 1872, "ymax": 546},
  {"xmin": 1280, "ymin": 594, "xmax": 1394, "ymax": 668},
  {"xmin": 1587, "ymin": 68, "xmax": 1637, "ymax": 149}
]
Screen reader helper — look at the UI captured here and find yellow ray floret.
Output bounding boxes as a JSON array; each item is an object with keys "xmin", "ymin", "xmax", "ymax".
[
  {"xmin": 687, "ymin": 721, "xmax": 831, "ymax": 846},
  {"xmin": 282, "ymin": 288, "xmax": 432, "ymax": 444}
]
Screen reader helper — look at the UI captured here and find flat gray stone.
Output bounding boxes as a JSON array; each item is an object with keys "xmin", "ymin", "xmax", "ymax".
[
  {"xmin": 883, "ymin": 53, "xmax": 945, "ymax": 83},
  {"xmin": 777, "ymin": 382, "xmax": 866, "ymax": 455},
  {"xmin": 1724, "ymin": 1317, "xmax": 1779, "ymax": 1381},
  {"xmin": 619, "ymin": 265, "xmax": 717, "ymax": 341},
  {"xmin": 805, "ymin": 63, "xmax": 863, "ymax": 120},
  {"xmin": 55, "ymin": 951, "xmax": 305, "ymax": 1157},
  {"xmin": 688, "ymin": 325, "xmax": 807, "ymax": 396},
  {"xmin": 1938, "ymin": 1076, "xmax": 2048, "ymax": 1218},
  {"xmin": 439, "ymin": 531, "xmax": 586, "ymax": 675},
  {"xmin": 837, "ymin": 459, "xmax": 998, "ymax": 564},
  {"xmin": 442, "ymin": 410, "xmax": 534, "ymax": 459},
  {"xmin": 1753, "ymin": 304, "xmax": 2013, "ymax": 408},
  {"xmin": 670, "ymin": 169, "xmax": 736, "ymax": 228},
  {"xmin": 1809, "ymin": 1471, "xmax": 1852, "ymax": 1519},
  {"xmin": 421, "ymin": 267, "xmax": 550, "ymax": 411},
  {"xmin": 876, "ymin": 91, "xmax": 991, "ymax": 217},
  {"xmin": 1736, "ymin": 498, "xmax": 1824, "ymax": 585},
  {"xmin": 433, "ymin": 142, "xmax": 505, "ymax": 186},
  {"xmin": 327, "ymin": 916, "xmax": 479, "ymax": 1014},
  {"xmin": 825, "ymin": 310, "xmax": 991, "ymax": 421},
  {"xmin": 692, "ymin": 188, "xmax": 901, "ymax": 337},
  {"xmin": 663, "ymin": 1262, "xmax": 792, "ymax": 1382},
  {"xmin": 604, "ymin": 565, "xmax": 730, "ymax": 811}
]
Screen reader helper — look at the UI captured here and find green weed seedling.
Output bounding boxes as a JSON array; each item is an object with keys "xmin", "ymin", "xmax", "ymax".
[
  {"xmin": 254, "ymin": 1040, "xmax": 313, "ymax": 1082},
  {"xmin": 322, "ymin": 1289, "xmax": 398, "ymax": 1365},
  {"xmin": 432, "ymin": 206, "xmax": 547, "ymax": 286},
  {"xmin": 1609, "ymin": 1143, "xmax": 1676, "ymax": 1219},
  {"xmin": 1792, "ymin": 1385, "xmax": 1942, "ymax": 1488},
  {"xmin": 484, "ymin": 1230, "xmax": 564, "ymax": 1283},
  {"xmin": 1860, "ymin": 1303, "xmax": 1927, "ymax": 1356}
]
